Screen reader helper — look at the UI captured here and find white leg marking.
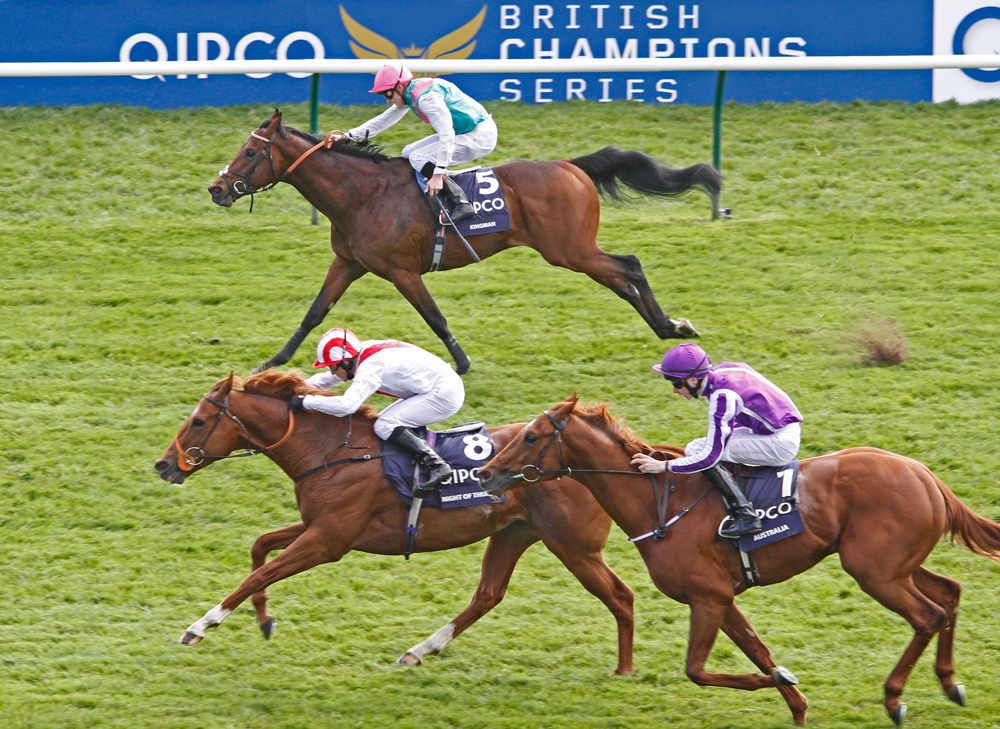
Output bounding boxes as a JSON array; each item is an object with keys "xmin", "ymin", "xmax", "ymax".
[
  {"xmin": 186, "ymin": 602, "xmax": 233, "ymax": 637},
  {"xmin": 404, "ymin": 623, "xmax": 456, "ymax": 662}
]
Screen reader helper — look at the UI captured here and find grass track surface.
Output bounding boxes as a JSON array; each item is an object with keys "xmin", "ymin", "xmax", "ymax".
[{"xmin": 2, "ymin": 99, "xmax": 1000, "ymax": 729}]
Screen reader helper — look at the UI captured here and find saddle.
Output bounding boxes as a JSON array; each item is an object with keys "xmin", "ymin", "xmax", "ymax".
[{"xmin": 380, "ymin": 422, "xmax": 503, "ymax": 509}]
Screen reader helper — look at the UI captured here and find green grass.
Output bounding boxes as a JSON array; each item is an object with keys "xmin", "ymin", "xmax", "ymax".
[{"xmin": 2, "ymin": 98, "xmax": 1000, "ymax": 728}]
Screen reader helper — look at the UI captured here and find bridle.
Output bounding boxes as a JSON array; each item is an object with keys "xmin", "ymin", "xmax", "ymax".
[
  {"xmin": 217, "ymin": 128, "xmax": 327, "ymax": 211},
  {"xmin": 505, "ymin": 409, "xmax": 711, "ymax": 542},
  {"xmin": 172, "ymin": 392, "xmax": 295, "ymax": 472}
]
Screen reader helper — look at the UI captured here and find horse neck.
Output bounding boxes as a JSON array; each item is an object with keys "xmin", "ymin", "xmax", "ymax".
[
  {"xmin": 561, "ymin": 419, "xmax": 668, "ymax": 539},
  {"xmin": 276, "ymin": 137, "xmax": 381, "ymax": 218},
  {"xmin": 230, "ymin": 389, "xmax": 343, "ymax": 477}
]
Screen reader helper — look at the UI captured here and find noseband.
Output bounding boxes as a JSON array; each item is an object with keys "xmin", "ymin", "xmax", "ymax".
[
  {"xmin": 519, "ymin": 410, "xmax": 570, "ymax": 482},
  {"xmin": 172, "ymin": 393, "xmax": 295, "ymax": 472}
]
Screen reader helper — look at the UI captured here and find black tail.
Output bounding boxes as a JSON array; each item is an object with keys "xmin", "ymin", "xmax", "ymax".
[{"xmin": 569, "ymin": 146, "xmax": 722, "ymax": 204}]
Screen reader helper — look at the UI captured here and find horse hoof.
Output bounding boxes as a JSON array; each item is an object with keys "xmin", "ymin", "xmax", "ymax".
[
  {"xmin": 396, "ymin": 651, "xmax": 422, "ymax": 667},
  {"xmin": 179, "ymin": 631, "xmax": 203, "ymax": 646},
  {"xmin": 948, "ymin": 683, "xmax": 967, "ymax": 707},
  {"xmin": 773, "ymin": 666, "xmax": 799, "ymax": 686},
  {"xmin": 455, "ymin": 357, "xmax": 471, "ymax": 375},
  {"xmin": 889, "ymin": 702, "xmax": 907, "ymax": 725},
  {"xmin": 672, "ymin": 318, "xmax": 700, "ymax": 338},
  {"xmin": 260, "ymin": 618, "xmax": 276, "ymax": 640}
]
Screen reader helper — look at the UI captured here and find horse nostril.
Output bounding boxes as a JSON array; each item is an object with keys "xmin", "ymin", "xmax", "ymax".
[
  {"xmin": 208, "ymin": 185, "xmax": 220, "ymax": 195},
  {"xmin": 154, "ymin": 459, "xmax": 169, "ymax": 473},
  {"xmin": 477, "ymin": 468, "xmax": 491, "ymax": 483}
]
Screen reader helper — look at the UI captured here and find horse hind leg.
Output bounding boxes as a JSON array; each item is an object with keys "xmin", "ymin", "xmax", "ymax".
[
  {"xmin": 579, "ymin": 251, "xmax": 698, "ymax": 339},
  {"xmin": 913, "ymin": 567, "xmax": 966, "ymax": 707},
  {"xmin": 397, "ymin": 522, "xmax": 540, "ymax": 666}
]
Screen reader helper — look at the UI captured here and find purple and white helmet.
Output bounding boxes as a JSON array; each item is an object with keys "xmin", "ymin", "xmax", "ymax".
[{"xmin": 652, "ymin": 343, "xmax": 712, "ymax": 379}]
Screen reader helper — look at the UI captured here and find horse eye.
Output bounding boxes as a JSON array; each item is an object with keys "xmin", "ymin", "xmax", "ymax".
[
  {"xmin": 192, "ymin": 418, "xmax": 206, "ymax": 428},
  {"xmin": 246, "ymin": 149, "xmax": 256, "ymax": 158},
  {"xmin": 524, "ymin": 432, "xmax": 538, "ymax": 444}
]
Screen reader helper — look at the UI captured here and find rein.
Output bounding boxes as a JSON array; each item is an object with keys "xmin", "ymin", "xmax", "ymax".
[
  {"xmin": 515, "ymin": 410, "xmax": 709, "ymax": 542},
  {"xmin": 172, "ymin": 393, "xmax": 295, "ymax": 472}
]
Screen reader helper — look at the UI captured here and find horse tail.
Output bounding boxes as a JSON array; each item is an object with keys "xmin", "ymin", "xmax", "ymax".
[
  {"xmin": 937, "ymin": 474, "xmax": 1000, "ymax": 563},
  {"xmin": 569, "ymin": 146, "xmax": 723, "ymax": 204}
]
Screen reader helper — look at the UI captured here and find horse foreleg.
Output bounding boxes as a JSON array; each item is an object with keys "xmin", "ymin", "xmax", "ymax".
[
  {"xmin": 721, "ymin": 603, "xmax": 807, "ymax": 725},
  {"xmin": 256, "ymin": 256, "xmax": 368, "ymax": 372},
  {"xmin": 248, "ymin": 522, "xmax": 307, "ymax": 639},
  {"xmin": 683, "ymin": 598, "xmax": 794, "ymax": 692},
  {"xmin": 540, "ymin": 530, "xmax": 635, "ymax": 675},
  {"xmin": 180, "ymin": 524, "xmax": 342, "ymax": 645},
  {"xmin": 397, "ymin": 522, "xmax": 540, "ymax": 666},
  {"xmin": 388, "ymin": 269, "xmax": 470, "ymax": 374},
  {"xmin": 913, "ymin": 567, "xmax": 966, "ymax": 706}
]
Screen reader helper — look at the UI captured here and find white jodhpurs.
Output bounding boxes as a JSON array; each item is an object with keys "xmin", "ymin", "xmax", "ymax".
[
  {"xmin": 372, "ymin": 376, "xmax": 466, "ymax": 441},
  {"xmin": 686, "ymin": 422, "xmax": 801, "ymax": 467},
  {"xmin": 403, "ymin": 117, "xmax": 498, "ymax": 173}
]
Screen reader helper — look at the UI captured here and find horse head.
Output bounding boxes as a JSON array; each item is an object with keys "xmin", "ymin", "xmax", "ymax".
[
  {"xmin": 209, "ymin": 109, "xmax": 285, "ymax": 207},
  {"xmin": 154, "ymin": 372, "xmax": 249, "ymax": 484},
  {"xmin": 478, "ymin": 393, "xmax": 580, "ymax": 494}
]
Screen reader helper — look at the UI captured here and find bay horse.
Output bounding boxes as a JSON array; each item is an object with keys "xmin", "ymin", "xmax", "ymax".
[
  {"xmin": 208, "ymin": 110, "xmax": 721, "ymax": 374},
  {"xmin": 477, "ymin": 394, "xmax": 1000, "ymax": 725},
  {"xmin": 153, "ymin": 371, "xmax": 647, "ymax": 673}
]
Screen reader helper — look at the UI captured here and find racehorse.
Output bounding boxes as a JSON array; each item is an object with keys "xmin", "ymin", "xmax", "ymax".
[
  {"xmin": 477, "ymin": 394, "xmax": 1000, "ymax": 725},
  {"xmin": 208, "ymin": 110, "xmax": 722, "ymax": 374},
  {"xmin": 154, "ymin": 371, "xmax": 652, "ymax": 673}
]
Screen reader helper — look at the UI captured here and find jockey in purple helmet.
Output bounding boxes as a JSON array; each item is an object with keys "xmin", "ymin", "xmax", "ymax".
[
  {"xmin": 325, "ymin": 64, "xmax": 498, "ymax": 222},
  {"xmin": 631, "ymin": 343, "xmax": 803, "ymax": 538}
]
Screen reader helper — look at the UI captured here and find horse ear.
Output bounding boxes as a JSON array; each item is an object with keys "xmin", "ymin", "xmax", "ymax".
[
  {"xmin": 553, "ymin": 393, "xmax": 578, "ymax": 418},
  {"xmin": 218, "ymin": 371, "xmax": 235, "ymax": 397}
]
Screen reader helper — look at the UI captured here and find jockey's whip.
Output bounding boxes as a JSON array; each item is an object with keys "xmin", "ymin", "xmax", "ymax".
[{"xmin": 430, "ymin": 194, "xmax": 481, "ymax": 264}]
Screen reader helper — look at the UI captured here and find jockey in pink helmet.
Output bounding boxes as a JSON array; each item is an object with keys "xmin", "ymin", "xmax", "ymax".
[
  {"xmin": 632, "ymin": 343, "xmax": 803, "ymax": 538},
  {"xmin": 289, "ymin": 327, "xmax": 466, "ymax": 494},
  {"xmin": 326, "ymin": 64, "xmax": 498, "ymax": 222}
]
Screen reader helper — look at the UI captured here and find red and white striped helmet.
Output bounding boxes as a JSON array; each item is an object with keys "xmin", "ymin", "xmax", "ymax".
[{"xmin": 314, "ymin": 327, "xmax": 362, "ymax": 368}]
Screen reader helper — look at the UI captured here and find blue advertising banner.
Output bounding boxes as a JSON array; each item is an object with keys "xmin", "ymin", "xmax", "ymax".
[{"xmin": 0, "ymin": 1, "xmax": 997, "ymax": 107}]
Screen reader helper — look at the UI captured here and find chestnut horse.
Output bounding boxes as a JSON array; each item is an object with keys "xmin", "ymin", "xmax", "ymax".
[
  {"xmin": 208, "ymin": 110, "xmax": 721, "ymax": 374},
  {"xmin": 153, "ymin": 371, "xmax": 641, "ymax": 673},
  {"xmin": 478, "ymin": 394, "xmax": 1000, "ymax": 725}
]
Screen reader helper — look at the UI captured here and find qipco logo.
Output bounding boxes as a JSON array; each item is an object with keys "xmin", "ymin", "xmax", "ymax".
[
  {"xmin": 120, "ymin": 31, "xmax": 325, "ymax": 80},
  {"xmin": 953, "ymin": 7, "xmax": 1000, "ymax": 83}
]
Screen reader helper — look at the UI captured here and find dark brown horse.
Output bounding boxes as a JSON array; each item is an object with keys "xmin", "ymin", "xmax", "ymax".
[
  {"xmin": 153, "ymin": 371, "xmax": 640, "ymax": 673},
  {"xmin": 208, "ymin": 110, "xmax": 721, "ymax": 374},
  {"xmin": 477, "ymin": 394, "xmax": 1000, "ymax": 725}
]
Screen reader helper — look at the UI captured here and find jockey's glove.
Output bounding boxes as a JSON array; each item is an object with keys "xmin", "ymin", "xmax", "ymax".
[{"xmin": 289, "ymin": 394, "xmax": 307, "ymax": 412}]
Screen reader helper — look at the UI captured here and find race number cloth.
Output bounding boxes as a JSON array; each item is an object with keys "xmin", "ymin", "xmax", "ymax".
[
  {"xmin": 735, "ymin": 461, "xmax": 805, "ymax": 552},
  {"xmin": 380, "ymin": 422, "xmax": 504, "ymax": 509},
  {"xmin": 415, "ymin": 167, "xmax": 511, "ymax": 237}
]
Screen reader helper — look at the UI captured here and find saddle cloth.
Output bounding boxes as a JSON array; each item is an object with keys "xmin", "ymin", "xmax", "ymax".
[
  {"xmin": 380, "ymin": 422, "xmax": 504, "ymax": 509},
  {"xmin": 728, "ymin": 461, "xmax": 805, "ymax": 552},
  {"xmin": 415, "ymin": 167, "xmax": 512, "ymax": 237}
]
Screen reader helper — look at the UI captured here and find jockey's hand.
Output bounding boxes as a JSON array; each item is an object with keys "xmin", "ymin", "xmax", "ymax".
[
  {"xmin": 631, "ymin": 452, "xmax": 668, "ymax": 474},
  {"xmin": 324, "ymin": 130, "xmax": 348, "ymax": 148},
  {"xmin": 427, "ymin": 173, "xmax": 446, "ymax": 195},
  {"xmin": 289, "ymin": 394, "xmax": 307, "ymax": 412}
]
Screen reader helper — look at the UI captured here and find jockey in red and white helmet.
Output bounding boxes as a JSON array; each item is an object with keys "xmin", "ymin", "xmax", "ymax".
[
  {"xmin": 325, "ymin": 64, "xmax": 497, "ymax": 222},
  {"xmin": 632, "ymin": 343, "xmax": 804, "ymax": 539},
  {"xmin": 290, "ymin": 327, "xmax": 465, "ymax": 494}
]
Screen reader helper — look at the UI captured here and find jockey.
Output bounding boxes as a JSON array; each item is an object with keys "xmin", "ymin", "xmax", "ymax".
[
  {"xmin": 289, "ymin": 327, "xmax": 465, "ymax": 495},
  {"xmin": 630, "ymin": 343, "xmax": 803, "ymax": 538},
  {"xmin": 326, "ymin": 64, "xmax": 498, "ymax": 222}
]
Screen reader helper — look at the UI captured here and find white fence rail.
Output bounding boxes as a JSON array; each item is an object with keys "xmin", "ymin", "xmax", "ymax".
[{"xmin": 1, "ymin": 55, "xmax": 998, "ymax": 78}]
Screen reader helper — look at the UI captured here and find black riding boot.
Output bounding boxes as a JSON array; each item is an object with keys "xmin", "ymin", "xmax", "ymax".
[
  {"xmin": 387, "ymin": 426, "xmax": 453, "ymax": 496},
  {"xmin": 440, "ymin": 176, "xmax": 475, "ymax": 222},
  {"xmin": 704, "ymin": 465, "xmax": 762, "ymax": 538}
]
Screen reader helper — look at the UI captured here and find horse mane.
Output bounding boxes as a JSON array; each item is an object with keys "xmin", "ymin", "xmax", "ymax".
[
  {"xmin": 572, "ymin": 401, "xmax": 653, "ymax": 456},
  {"xmin": 285, "ymin": 126, "xmax": 394, "ymax": 164},
  {"xmin": 234, "ymin": 369, "xmax": 380, "ymax": 419}
]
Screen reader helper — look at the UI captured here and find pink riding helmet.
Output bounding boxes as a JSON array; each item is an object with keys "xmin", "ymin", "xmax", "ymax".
[
  {"xmin": 653, "ymin": 343, "xmax": 713, "ymax": 378},
  {"xmin": 370, "ymin": 65, "xmax": 413, "ymax": 94}
]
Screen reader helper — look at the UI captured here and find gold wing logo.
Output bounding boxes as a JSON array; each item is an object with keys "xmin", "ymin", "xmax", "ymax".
[{"xmin": 340, "ymin": 4, "xmax": 486, "ymax": 70}]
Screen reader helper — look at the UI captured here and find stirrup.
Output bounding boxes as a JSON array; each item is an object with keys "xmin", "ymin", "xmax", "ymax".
[
  {"xmin": 718, "ymin": 514, "xmax": 763, "ymax": 539},
  {"xmin": 413, "ymin": 466, "xmax": 452, "ymax": 496}
]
